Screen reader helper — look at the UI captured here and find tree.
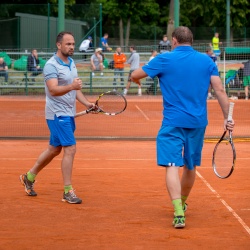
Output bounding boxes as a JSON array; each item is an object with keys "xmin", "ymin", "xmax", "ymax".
[
  {"xmin": 179, "ymin": 0, "xmax": 250, "ymax": 40},
  {"xmin": 166, "ymin": 0, "xmax": 174, "ymax": 40},
  {"xmin": 100, "ymin": 0, "xmax": 159, "ymax": 48}
]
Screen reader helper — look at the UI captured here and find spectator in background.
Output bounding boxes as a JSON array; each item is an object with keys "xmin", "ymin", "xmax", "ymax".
[
  {"xmin": 0, "ymin": 57, "xmax": 8, "ymax": 83},
  {"xmin": 123, "ymin": 46, "xmax": 142, "ymax": 96},
  {"xmin": 27, "ymin": 49, "xmax": 43, "ymax": 82},
  {"xmin": 206, "ymin": 47, "xmax": 217, "ymax": 99},
  {"xmin": 113, "ymin": 47, "xmax": 127, "ymax": 89},
  {"xmin": 158, "ymin": 35, "xmax": 171, "ymax": 53},
  {"xmin": 79, "ymin": 36, "xmax": 93, "ymax": 52},
  {"xmin": 206, "ymin": 47, "xmax": 217, "ymax": 64},
  {"xmin": 79, "ymin": 36, "xmax": 94, "ymax": 60},
  {"xmin": 101, "ymin": 33, "xmax": 112, "ymax": 52},
  {"xmin": 241, "ymin": 60, "xmax": 250, "ymax": 100},
  {"xmin": 90, "ymin": 48, "xmax": 104, "ymax": 77},
  {"xmin": 210, "ymin": 32, "xmax": 222, "ymax": 58}
]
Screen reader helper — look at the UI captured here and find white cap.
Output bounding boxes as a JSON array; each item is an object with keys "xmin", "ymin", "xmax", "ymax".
[{"xmin": 95, "ymin": 48, "xmax": 102, "ymax": 53}]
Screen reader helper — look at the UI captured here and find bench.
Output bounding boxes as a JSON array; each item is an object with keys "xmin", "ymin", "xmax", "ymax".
[{"xmin": 225, "ymin": 47, "xmax": 250, "ymax": 60}]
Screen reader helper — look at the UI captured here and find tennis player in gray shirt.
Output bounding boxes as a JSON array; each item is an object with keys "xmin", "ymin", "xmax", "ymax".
[{"xmin": 20, "ymin": 31, "xmax": 95, "ymax": 204}]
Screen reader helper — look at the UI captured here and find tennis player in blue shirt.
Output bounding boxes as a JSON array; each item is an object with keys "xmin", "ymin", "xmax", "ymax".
[{"xmin": 131, "ymin": 26, "xmax": 235, "ymax": 228}]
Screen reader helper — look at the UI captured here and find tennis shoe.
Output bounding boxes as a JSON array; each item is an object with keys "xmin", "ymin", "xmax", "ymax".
[
  {"xmin": 183, "ymin": 203, "xmax": 188, "ymax": 212},
  {"xmin": 19, "ymin": 173, "xmax": 37, "ymax": 196},
  {"xmin": 62, "ymin": 190, "xmax": 82, "ymax": 204},
  {"xmin": 172, "ymin": 215, "xmax": 185, "ymax": 228}
]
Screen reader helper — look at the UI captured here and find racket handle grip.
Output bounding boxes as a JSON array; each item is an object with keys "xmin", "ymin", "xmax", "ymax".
[
  {"xmin": 227, "ymin": 102, "xmax": 234, "ymax": 121},
  {"xmin": 75, "ymin": 109, "xmax": 91, "ymax": 118}
]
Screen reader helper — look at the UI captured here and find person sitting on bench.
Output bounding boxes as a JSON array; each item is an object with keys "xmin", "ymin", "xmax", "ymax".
[
  {"xmin": 27, "ymin": 49, "xmax": 43, "ymax": 82},
  {"xmin": 0, "ymin": 57, "xmax": 8, "ymax": 83}
]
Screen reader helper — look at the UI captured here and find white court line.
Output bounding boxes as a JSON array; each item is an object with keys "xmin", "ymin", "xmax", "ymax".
[
  {"xmin": 135, "ymin": 105, "xmax": 150, "ymax": 120},
  {"xmin": 196, "ymin": 171, "xmax": 250, "ymax": 235}
]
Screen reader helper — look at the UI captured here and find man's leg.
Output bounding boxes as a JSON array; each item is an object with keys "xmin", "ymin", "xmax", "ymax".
[
  {"xmin": 61, "ymin": 145, "xmax": 76, "ymax": 186},
  {"xmin": 181, "ymin": 165, "xmax": 196, "ymax": 209},
  {"xmin": 165, "ymin": 166, "xmax": 185, "ymax": 228},
  {"xmin": 113, "ymin": 69, "xmax": 118, "ymax": 87},
  {"xmin": 20, "ymin": 145, "xmax": 62, "ymax": 196},
  {"xmin": 123, "ymin": 71, "xmax": 133, "ymax": 95},
  {"xmin": 245, "ymin": 85, "xmax": 249, "ymax": 99},
  {"xmin": 137, "ymin": 80, "xmax": 142, "ymax": 96},
  {"xmin": 165, "ymin": 166, "xmax": 181, "ymax": 200},
  {"xmin": 120, "ymin": 69, "xmax": 124, "ymax": 85},
  {"xmin": 30, "ymin": 145, "xmax": 62, "ymax": 175},
  {"xmin": 61, "ymin": 145, "xmax": 82, "ymax": 204},
  {"xmin": 4, "ymin": 71, "xmax": 8, "ymax": 82}
]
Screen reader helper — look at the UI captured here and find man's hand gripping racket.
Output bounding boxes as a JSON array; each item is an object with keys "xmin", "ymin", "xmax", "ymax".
[
  {"xmin": 75, "ymin": 90, "xmax": 127, "ymax": 117},
  {"xmin": 212, "ymin": 102, "xmax": 236, "ymax": 179}
]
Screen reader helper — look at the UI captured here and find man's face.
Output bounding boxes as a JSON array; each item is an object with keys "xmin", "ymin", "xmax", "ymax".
[
  {"xmin": 117, "ymin": 48, "xmax": 121, "ymax": 53},
  {"xmin": 57, "ymin": 34, "xmax": 75, "ymax": 57},
  {"xmin": 32, "ymin": 50, "xmax": 38, "ymax": 57},
  {"xmin": 207, "ymin": 50, "xmax": 213, "ymax": 55},
  {"xmin": 163, "ymin": 37, "xmax": 167, "ymax": 41},
  {"xmin": 0, "ymin": 58, "xmax": 3, "ymax": 64}
]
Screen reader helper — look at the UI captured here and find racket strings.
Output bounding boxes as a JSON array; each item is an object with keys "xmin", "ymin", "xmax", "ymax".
[
  {"xmin": 214, "ymin": 140, "xmax": 234, "ymax": 177},
  {"xmin": 97, "ymin": 93, "xmax": 126, "ymax": 114}
]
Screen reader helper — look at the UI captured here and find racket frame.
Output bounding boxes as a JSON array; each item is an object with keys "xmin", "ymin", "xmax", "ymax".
[
  {"xmin": 212, "ymin": 130, "xmax": 236, "ymax": 179},
  {"xmin": 212, "ymin": 102, "xmax": 236, "ymax": 179},
  {"xmin": 75, "ymin": 90, "xmax": 127, "ymax": 117}
]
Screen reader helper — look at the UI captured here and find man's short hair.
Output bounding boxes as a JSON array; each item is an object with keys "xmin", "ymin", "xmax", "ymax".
[
  {"xmin": 172, "ymin": 26, "xmax": 193, "ymax": 45},
  {"xmin": 56, "ymin": 31, "xmax": 74, "ymax": 43},
  {"xmin": 130, "ymin": 45, "xmax": 135, "ymax": 50},
  {"xmin": 206, "ymin": 47, "xmax": 212, "ymax": 53}
]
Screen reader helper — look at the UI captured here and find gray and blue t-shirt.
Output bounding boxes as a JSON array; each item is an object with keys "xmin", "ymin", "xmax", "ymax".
[{"xmin": 43, "ymin": 54, "xmax": 78, "ymax": 120}]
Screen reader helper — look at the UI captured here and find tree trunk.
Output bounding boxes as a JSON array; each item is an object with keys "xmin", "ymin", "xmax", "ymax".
[
  {"xmin": 167, "ymin": 0, "xmax": 175, "ymax": 40},
  {"xmin": 119, "ymin": 18, "xmax": 124, "ymax": 48},
  {"xmin": 125, "ymin": 17, "xmax": 131, "ymax": 52}
]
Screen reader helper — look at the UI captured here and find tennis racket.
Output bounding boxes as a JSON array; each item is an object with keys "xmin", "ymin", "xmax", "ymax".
[
  {"xmin": 212, "ymin": 102, "xmax": 236, "ymax": 179},
  {"xmin": 75, "ymin": 90, "xmax": 127, "ymax": 117}
]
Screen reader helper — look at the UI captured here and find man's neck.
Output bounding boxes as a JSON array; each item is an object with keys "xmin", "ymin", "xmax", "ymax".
[{"xmin": 56, "ymin": 52, "xmax": 69, "ymax": 64}]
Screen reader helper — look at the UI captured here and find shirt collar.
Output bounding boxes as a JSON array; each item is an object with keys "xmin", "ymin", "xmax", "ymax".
[
  {"xmin": 53, "ymin": 53, "xmax": 72, "ymax": 68},
  {"xmin": 173, "ymin": 45, "xmax": 193, "ymax": 51}
]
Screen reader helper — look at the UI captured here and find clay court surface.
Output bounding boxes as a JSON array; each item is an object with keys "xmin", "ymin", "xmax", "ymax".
[{"xmin": 0, "ymin": 96, "xmax": 249, "ymax": 249}]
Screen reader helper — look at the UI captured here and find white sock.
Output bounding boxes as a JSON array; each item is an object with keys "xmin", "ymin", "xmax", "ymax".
[
  {"xmin": 138, "ymin": 88, "xmax": 142, "ymax": 95},
  {"xmin": 123, "ymin": 89, "xmax": 128, "ymax": 95}
]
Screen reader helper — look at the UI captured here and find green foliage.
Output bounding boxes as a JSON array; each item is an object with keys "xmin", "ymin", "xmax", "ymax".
[
  {"xmin": 180, "ymin": 0, "xmax": 250, "ymax": 28},
  {"xmin": 100, "ymin": 0, "xmax": 159, "ymax": 26}
]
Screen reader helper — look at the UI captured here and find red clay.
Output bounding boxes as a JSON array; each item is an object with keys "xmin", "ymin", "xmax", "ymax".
[
  {"xmin": 0, "ymin": 140, "xmax": 249, "ymax": 249},
  {"xmin": 0, "ymin": 96, "xmax": 249, "ymax": 249},
  {"xmin": 0, "ymin": 96, "xmax": 249, "ymax": 138}
]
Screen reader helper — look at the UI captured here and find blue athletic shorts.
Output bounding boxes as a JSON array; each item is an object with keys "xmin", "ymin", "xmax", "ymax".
[
  {"xmin": 213, "ymin": 49, "xmax": 221, "ymax": 57},
  {"xmin": 47, "ymin": 115, "xmax": 76, "ymax": 147},
  {"xmin": 157, "ymin": 125, "xmax": 206, "ymax": 170}
]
